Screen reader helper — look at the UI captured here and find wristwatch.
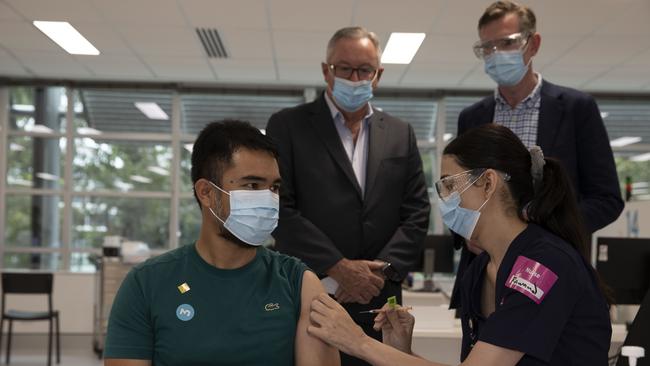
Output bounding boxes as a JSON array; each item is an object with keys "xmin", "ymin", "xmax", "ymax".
[{"xmin": 381, "ymin": 262, "xmax": 401, "ymax": 282}]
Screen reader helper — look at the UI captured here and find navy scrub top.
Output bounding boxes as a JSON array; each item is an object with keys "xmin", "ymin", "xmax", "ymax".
[{"xmin": 459, "ymin": 224, "xmax": 611, "ymax": 365}]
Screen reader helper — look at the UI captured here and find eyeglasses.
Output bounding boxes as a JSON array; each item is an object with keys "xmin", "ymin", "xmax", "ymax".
[
  {"xmin": 434, "ymin": 168, "xmax": 511, "ymax": 201},
  {"xmin": 472, "ymin": 32, "xmax": 530, "ymax": 59},
  {"xmin": 435, "ymin": 169, "xmax": 486, "ymax": 202},
  {"xmin": 328, "ymin": 64, "xmax": 378, "ymax": 80}
]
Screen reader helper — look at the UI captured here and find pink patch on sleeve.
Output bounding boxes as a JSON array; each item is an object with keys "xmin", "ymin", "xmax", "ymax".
[{"xmin": 505, "ymin": 256, "xmax": 558, "ymax": 304}]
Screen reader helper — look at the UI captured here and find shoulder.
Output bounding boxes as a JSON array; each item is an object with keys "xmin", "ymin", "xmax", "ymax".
[
  {"xmin": 542, "ymin": 80, "xmax": 596, "ymax": 105},
  {"xmin": 130, "ymin": 245, "xmax": 191, "ymax": 278},
  {"xmin": 260, "ymin": 247, "xmax": 309, "ymax": 278},
  {"xmin": 515, "ymin": 225, "xmax": 587, "ymax": 279},
  {"xmin": 268, "ymin": 99, "xmax": 317, "ymax": 124}
]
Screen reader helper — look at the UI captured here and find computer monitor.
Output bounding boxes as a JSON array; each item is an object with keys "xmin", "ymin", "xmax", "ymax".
[
  {"xmin": 414, "ymin": 235, "xmax": 455, "ymax": 292},
  {"xmin": 616, "ymin": 288, "xmax": 650, "ymax": 366},
  {"xmin": 419, "ymin": 234, "xmax": 455, "ymax": 274},
  {"xmin": 596, "ymin": 237, "xmax": 650, "ymax": 305}
]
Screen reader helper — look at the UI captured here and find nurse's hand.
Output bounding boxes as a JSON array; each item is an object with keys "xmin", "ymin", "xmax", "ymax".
[
  {"xmin": 308, "ymin": 293, "xmax": 369, "ymax": 358},
  {"xmin": 373, "ymin": 304, "xmax": 415, "ymax": 354}
]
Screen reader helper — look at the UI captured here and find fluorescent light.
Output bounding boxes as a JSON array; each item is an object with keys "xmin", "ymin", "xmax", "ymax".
[
  {"xmin": 12, "ymin": 104, "xmax": 35, "ymax": 112},
  {"xmin": 130, "ymin": 175, "xmax": 152, "ymax": 184},
  {"xmin": 147, "ymin": 166, "xmax": 169, "ymax": 176},
  {"xmin": 260, "ymin": 129, "xmax": 266, "ymax": 135},
  {"xmin": 77, "ymin": 127, "xmax": 103, "ymax": 135},
  {"xmin": 26, "ymin": 124, "xmax": 54, "ymax": 134},
  {"xmin": 9, "ymin": 143, "xmax": 25, "ymax": 152},
  {"xmin": 36, "ymin": 172, "xmax": 59, "ymax": 181},
  {"xmin": 381, "ymin": 32, "xmax": 426, "ymax": 64},
  {"xmin": 33, "ymin": 21, "xmax": 100, "ymax": 55},
  {"xmin": 184, "ymin": 144, "xmax": 194, "ymax": 153},
  {"xmin": 427, "ymin": 133, "xmax": 453, "ymax": 143},
  {"xmin": 134, "ymin": 102, "xmax": 169, "ymax": 120},
  {"xmin": 630, "ymin": 153, "xmax": 650, "ymax": 162},
  {"xmin": 610, "ymin": 136, "xmax": 641, "ymax": 147}
]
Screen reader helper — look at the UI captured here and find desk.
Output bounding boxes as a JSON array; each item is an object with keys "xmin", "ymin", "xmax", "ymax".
[{"xmin": 403, "ymin": 290, "xmax": 628, "ymax": 363}]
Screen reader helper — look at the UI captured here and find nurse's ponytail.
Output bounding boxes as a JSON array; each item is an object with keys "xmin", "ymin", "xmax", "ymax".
[
  {"xmin": 525, "ymin": 157, "xmax": 589, "ymax": 259},
  {"xmin": 444, "ymin": 124, "xmax": 612, "ymax": 303}
]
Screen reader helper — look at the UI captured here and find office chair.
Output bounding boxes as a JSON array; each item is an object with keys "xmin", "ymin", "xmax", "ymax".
[{"xmin": 0, "ymin": 273, "xmax": 60, "ymax": 366}]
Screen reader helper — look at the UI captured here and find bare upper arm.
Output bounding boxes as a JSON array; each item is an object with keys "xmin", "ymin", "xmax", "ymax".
[
  {"xmin": 461, "ymin": 341, "xmax": 524, "ymax": 366},
  {"xmin": 104, "ymin": 359, "xmax": 151, "ymax": 366},
  {"xmin": 295, "ymin": 270, "xmax": 341, "ymax": 366}
]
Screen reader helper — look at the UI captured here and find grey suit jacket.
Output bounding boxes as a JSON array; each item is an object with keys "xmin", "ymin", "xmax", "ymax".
[{"xmin": 266, "ymin": 93, "xmax": 430, "ymax": 295}]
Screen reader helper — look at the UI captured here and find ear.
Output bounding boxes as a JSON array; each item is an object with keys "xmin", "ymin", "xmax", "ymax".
[
  {"xmin": 483, "ymin": 169, "xmax": 500, "ymax": 199},
  {"xmin": 321, "ymin": 62, "xmax": 330, "ymax": 83},
  {"xmin": 528, "ymin": 32, "xmax": 541, "ymax": 57},
  {"xmin": 195, "ymin": 179, "xmax": 215, "ymax": 208},
  {"xmin": 373, "ymin": 67, "xmax": 384, "ymax": 87}
]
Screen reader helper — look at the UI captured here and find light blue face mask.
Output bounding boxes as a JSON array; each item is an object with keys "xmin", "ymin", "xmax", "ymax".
[
  {"xmin": 437, "ymin": 177, "xmax": 490, "ymax": 240},
  {"xmin": 484, "ymin": 50, "xmax": 531, "ymax": 87},
  {"xmin": 332, "ymin": 77, "xmax": 374, "ymax": 112},
  {"xmin": 209, "ymin": 182, "xmax": 279, "ymax": 246}
]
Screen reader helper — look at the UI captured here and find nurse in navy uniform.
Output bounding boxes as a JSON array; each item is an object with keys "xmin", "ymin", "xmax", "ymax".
[{"xmin": 307, "ymin": 123, "xmax": 612, "ymax": 366}]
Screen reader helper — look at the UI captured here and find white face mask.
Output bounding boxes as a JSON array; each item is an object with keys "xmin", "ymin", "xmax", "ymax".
[{"xmin": 209, "ymin": 182, "xmax": 279, "ymax": 246}]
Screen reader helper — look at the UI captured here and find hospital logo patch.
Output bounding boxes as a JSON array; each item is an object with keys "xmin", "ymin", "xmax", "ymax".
[
  {"xmin": 176, "ymin": 304, "xmax": 195, "ymax": 321},
  {"xmin": 506, "ymin": 256, "xmax": 558, "ymax": 304}
]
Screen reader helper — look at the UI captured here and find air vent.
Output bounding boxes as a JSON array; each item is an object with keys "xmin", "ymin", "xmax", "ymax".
[{"xmin": 196, "ymin": 28, "xmax": 228, "ymax": 58}]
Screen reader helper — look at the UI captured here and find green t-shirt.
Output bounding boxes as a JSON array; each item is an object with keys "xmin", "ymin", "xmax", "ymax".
[{"xmin": 104, "ymin": 244, "xmax": 308, "ymax": 365}]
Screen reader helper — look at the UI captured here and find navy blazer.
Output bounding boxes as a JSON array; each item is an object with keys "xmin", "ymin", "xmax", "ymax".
[
  {"xmin": 266, "ymin": 93, "xmax": 431, "ymax": 315},
  {"xmin": 450, "ymin": 80, "xmax": 624, "ymax": 309},
  {"xmin": 458, "ymin": 80, "xmax": 623, "ymax": 233}
]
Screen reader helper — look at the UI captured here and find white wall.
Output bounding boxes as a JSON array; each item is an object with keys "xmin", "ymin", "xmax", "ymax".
[{"xmin": 2, "ymin": 273, "xmax": 95, "ymax": 334}]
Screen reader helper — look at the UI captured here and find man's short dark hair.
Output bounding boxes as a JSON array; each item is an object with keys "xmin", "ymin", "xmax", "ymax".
[
  {"xmin": 478, "ymin": 1, "xmax": 536, "ymax": 35},
  {"xmin": 191, "ymin": 119, "xmax": 278, "ymax": 207}
]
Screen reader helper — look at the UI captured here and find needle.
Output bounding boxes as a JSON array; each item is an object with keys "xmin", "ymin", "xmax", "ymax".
[{"xmin": 359, "ymin": 306, "xmax": 412, "ymax": 314}]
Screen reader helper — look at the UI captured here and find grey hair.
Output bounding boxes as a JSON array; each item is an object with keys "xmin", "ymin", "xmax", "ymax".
[{"xmin": 326, "ymin": 26, "xmax": 382, "ymax": 64}]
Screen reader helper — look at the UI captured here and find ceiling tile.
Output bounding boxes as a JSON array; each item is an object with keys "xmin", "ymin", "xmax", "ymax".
[
  {"xmin": 0, "ymin": 2, "xmax": 22, "ymax": 20},
  {"xmin": 219, "ymin": 29, "xmax": 273, "ymax": 59},
  {"xmin": 0, "ymin": 47, "xmax": 29, "ymax": 75},
  {"xmin": 276, "ymin": 60, "xmax": 322, "ymax": 84},
  {"xmin": 93, "ymin": 0, "xmax": 186, "ymax": 26},
  {"xmin": 72, "ymin": 23, "xmax": 133, "ymax": 56},
  {"xmin": 180, "ymin": 0, "xmax": 268, "ymax": 30},
  {"xmin": 78, "ymin": 55, "xmax": 153, "ymax": 78},
  {"xmin": 584, "ymin": 65, "xmax": 650, "ymax": 91},
  {"xmin": 354, "ymin": 0, "xmax": 444, "ymax": 34},
  {"xmin": 377, "ymin": 64, "xmax": 408, "ymax": 86},
  {"xmin": 0, "ymin": 21, "xmax": 62, "ymax": 51},
  {"xmin": 269, "ymin": 0, "xmax": 351, "ymax": 31},
  {"xmin": 118, "ymin": 26, "xmax": 202, "ymax": 57},
  {"xmin": 12, "ymin": 49, "xmax": 92, "ymax": 78},
  {"xmin": 211, "ymin": 59, "xmax": 276, "ymax": 82},
  {"xmin": 553, "ymin": 35, "xmax": 650, "ymax": 66},
  {"xmin": 401, "ymin": 62, "xmax": 478, "ymax": 88},
  {"xmin": 5, "ymin": 0, "xmax": 102, "ymax": 22},
  {"xmin": 146, "ymin": 57, "xmax": 215, "ymax": 81},
  {"xmin": 273, "ymin": 31, "xmax": 330, "ymax": 61}
]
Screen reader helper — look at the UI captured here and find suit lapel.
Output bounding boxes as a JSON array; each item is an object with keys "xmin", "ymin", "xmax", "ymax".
[
  {"xmin": 364, "ymin": 111, "xmax": 386, "ymax": 201},
  {"xmin": 537, "ymin": 81, "xmax": 564, "ymax": 155},
  {"xmin": 309, "ymin": 96, "xmax": 363, "ymax": 198}
]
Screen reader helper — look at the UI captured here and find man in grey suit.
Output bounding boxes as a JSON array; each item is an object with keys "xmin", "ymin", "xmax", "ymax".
[{"xmin": 266, "ymin": 26, "xmax": 431, "ymax": 366}]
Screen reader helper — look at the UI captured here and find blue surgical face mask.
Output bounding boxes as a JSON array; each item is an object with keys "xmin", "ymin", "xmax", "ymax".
[
  {"xmin": 331, "ymin": 77, "xmax": 374, "ymax": 112},
  {"xmin": 437, "ymin": 178, "xmax": 490, "ymax": 240},
  {"xmin": 209, "ymin": 182, "xmax": 279, "ymax": 246},
  {"xmin": 484, "ymin": 50, "xmax": 531, "ymax": 87}
]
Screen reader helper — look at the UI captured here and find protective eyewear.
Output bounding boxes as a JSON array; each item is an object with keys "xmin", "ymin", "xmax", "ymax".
[{"xmin": 472, "ymin": 32, "xmax": 531, "ymax": 59}]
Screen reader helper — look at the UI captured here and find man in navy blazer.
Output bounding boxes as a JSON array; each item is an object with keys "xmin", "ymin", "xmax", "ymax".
[
  {"xmin": 450, "ymin": 1, "xmax": 623, "ymax": 308},
  {"xmin": 266, "ymin": 27, "xmax": 430, "ymax": 366}
]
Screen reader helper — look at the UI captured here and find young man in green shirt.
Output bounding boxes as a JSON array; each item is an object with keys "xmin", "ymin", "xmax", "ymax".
[{"xmin": 104, "ymin": 120, "xmax": 340, "ymax": 366}]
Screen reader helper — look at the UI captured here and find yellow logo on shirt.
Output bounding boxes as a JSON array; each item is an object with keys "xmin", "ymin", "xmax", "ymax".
[
  {"xmin": 177, "ymin": 282, "xmax": 190, "ymax": 294},
  {"xmin": 265, "ymin": 303, "xmax": 280, "ymax": 311}
]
